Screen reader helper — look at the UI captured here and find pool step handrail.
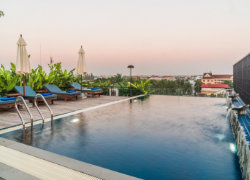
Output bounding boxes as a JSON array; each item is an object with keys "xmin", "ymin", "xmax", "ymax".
[
  {"xmin": 15, "ymin": 96, "xmax": 34, "ymax": 129},
  {"xmin": 34, "ymin": 94, "xmax": 54, "ymax": 126}
]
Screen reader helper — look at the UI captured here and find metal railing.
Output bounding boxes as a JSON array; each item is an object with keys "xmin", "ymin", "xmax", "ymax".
[
  {"xmin": 15, "ymin": 96, "xmax": 34, "ymax": 129},
  {"xmin": 98, "ymin": 86, "xmax": 194, "ymax": 96},
  {"xmin": 34, "ymin": 94, "xmax": 54, "ymax": 126},
  {"xmin": 97, "ymin": 86, "xmax": 142, "ymax": 96}
]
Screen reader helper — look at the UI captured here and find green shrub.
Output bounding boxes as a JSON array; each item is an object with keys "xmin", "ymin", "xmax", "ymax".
[{"xmin": 0, "ymin": 63, "xmax": 21, "ymax": 96}]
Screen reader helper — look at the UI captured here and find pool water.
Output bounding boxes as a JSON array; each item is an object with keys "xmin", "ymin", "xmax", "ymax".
[{"xmin": 0, "ymin": 95, "xmax": 242, "ymax": 179}]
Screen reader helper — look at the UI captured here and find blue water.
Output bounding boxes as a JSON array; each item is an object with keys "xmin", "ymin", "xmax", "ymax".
[{"xmin": 0, "ymin": 95, "xmax": 242, "ymax": 179}]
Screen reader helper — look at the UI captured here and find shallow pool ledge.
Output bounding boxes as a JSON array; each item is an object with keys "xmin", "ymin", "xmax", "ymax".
[{"xmin": 227, "ymin": 94, "xmax": 250, "ymax": 180}]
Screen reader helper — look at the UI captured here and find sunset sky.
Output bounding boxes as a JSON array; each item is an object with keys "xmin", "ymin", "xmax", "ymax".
[{"xmin": 1, "ymin": 0, "xmax": 250, "ymax": 75}]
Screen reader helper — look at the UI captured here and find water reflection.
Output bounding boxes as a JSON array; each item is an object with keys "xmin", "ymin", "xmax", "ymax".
[
  {"xmin": 71, "ymin": 118, "xmax": 80, "ymax": 123},
  {"xmin": 215, "ymin": 134, "xmax": 226, "ymax": 141},
  {"xmin": 230, "ymin": 143, "xmax": 237, "ymax": 153}
]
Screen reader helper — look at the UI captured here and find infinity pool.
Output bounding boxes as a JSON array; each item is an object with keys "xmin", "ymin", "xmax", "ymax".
[{"xmin": 0, "ymin": 95, "xmax": 242, "ymax": 179}]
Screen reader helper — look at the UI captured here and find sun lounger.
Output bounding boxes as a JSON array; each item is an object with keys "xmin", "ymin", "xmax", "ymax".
[
  {"xmin": 70, "ymin": 82, "xmax": 103, "ymax": 97},
  {"xmin": 44, "ymin": 84, "xmax": 81, "ymax": 101},
  {"xmin": 14, "ymin": 86, "xmax": 57, "ymax": 104},
  {"xmin": 0, "ymin": 97, "xmax": 21, "ymax": 108}
]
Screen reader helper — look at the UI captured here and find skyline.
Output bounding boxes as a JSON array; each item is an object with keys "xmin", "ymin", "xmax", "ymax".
[{"xmin": 1, "ymin": 0, "xmax": 250, "ymax": 75}]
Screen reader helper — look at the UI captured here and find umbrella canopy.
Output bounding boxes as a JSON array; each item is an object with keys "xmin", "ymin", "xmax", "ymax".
[
  {"xmin": 16, "ymin": 34, "xmax": 31, "ymax": 96},
  {"xmin": 16, "ymin": 35, "xmax": 31, "ymax": 74},
  {"xmin": 76, "ymin": 45, "xmax": 86, "ymax": 92},
  {"xmin": 76, "ymin": 45, "xmax": 86, "ymax": 75}
]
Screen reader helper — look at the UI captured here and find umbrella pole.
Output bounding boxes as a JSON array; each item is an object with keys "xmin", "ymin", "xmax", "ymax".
[
  {"xmin": 81, "ymin": 74, "xmax": 82, "ymax": 92},
  {"xmin": 22, "ymin": 74, "xmax": 25, "ymax": 96}
]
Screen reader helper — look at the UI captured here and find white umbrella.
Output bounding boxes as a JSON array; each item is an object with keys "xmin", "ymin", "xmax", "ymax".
[
  {"xmin": 16, "ymin": 34, "xmax": 31, "ymax": 96},
  {"xmin": 76, "ymin": 45, "xmax": 86, "ymax": 91}
]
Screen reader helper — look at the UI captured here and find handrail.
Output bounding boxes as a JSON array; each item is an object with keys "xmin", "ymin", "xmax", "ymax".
[
  {"xmin": 34, "ymin": 94, "xmax": 54, "ymax": 126},
  {"xmin": 15, "ymin": 96, "xmax": 34, "ymax": 129}
]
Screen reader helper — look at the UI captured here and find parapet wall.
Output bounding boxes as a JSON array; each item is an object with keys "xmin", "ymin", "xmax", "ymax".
[
  {"xmin": 229, "ymin": 109, "xmax": 250, "ymax": 179},
  {"xmin": 227, "ymin": 95, "xmax": 250, "ymax": 180}
]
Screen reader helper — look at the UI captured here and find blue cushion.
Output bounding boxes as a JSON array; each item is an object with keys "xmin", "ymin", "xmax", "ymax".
[
  {"xmin": 91, "ymin": 88, "xmax": 100, "ymax": 90},
  {"xmin": 0, "ymin": 97, "xmax": 16, "ymax": 101},
  {"xmin": 41, "ymin": 93, "xmax": 53, "ymax": 96},
  {"xmin": 66, "ymin": 90, "xmax": 76, "ymax": 93},
  {"xmin": 45, "ymin": 84, "xmax": 80, "ymax": 95}
]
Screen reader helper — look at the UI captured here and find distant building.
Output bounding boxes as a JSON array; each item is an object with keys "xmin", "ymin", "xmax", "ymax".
[
  {"xmin": 201, "ymin": 73, "xmax": 233, "ymax": 84},
  {"xmin": 233, "ymin": 53, "xmax": 250, "ymax": 104},
  {"xmin": 200, "ymin": 84, "xmax": 230, "ymax": 96},
  {"xmin": 161, "ymin": 76, "xmax": 176, "ymax": 81},
  {"xmin": 139, "ymin": 75, "xmax": 149, "ymax": 79},
  {"xmin": 131, "ymin": 75, "xmax": 149, "ymax": 79},
  {"xmin": 193, "ymin": 75, "xmax": 202, "ymax": 80},
  {"xmin": 148, "ymin": 75, "xmax": 176, "ymax": 81},
  {"xmin": 150, "ymin": 76, "xmax": 162, "ymax": 81},
  {"xmin": 131, "ymin": 75, "xmax": 139, "ymax": 79}
]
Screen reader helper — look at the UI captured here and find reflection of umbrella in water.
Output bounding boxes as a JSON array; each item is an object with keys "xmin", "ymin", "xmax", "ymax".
[{"xmin": 16, "ymin": 34, "xmax": 31, "ymax": 96}]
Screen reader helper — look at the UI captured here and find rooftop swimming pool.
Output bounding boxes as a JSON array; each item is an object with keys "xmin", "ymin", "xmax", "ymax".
[{"xmin": 0, "ymin": 95, "xmax": 242, "ymax": 179}]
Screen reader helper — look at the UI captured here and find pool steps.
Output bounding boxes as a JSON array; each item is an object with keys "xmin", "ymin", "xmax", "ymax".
[
  {"xmin": 15, "ymin": 94, "xmax": 54, "ymax": 130},
  {"xmin": 227, "ymin": 92, "xmax": 250, "ymax": 180},
  {"xmin": 33, "ymin": 94, "xmax": 54, "ymax": 127},
  {"xmin": 15, "ymin": 96, "xmax": 34, "ymax": 129}
]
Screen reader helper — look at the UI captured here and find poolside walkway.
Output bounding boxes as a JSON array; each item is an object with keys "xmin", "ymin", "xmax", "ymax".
[{"xmin": 0, "ymin": 96, "xmax": 127, "ymax": 129}]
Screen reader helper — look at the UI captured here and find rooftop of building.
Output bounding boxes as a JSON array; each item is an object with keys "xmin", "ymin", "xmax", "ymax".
[
  {"xmin": 202, "ymin": 73, "xmax": 233, "ymax": 79},
  {"xmin": 201, "ymin": 84, "xmax": 231, "ymax": 88}
]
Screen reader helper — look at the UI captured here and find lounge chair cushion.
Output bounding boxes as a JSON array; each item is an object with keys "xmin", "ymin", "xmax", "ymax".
[
  {"xmin": 14, "ymin": 86, "xmax": 57, "ymax": 99},
  {"xmin": 0, "ymin": 97, "xmax": 16, "ymax": 101},
  {"xmin": 0, "ymin": 96, "xmax": 20, "ymax": 104},
  {"xmin": 91, "ymin": 88, "xmax": 101, "ymax": 91},
  {"xmin": 41, "ymin": 93, "xmax": 53, "ymax": 96},
  {"xmin": 44, "ymin": 84, "xmax": 81, "ymax": 95},
  {"xmin": 15, "ymin": 86, "xmax": 37, "ymax": 96},
  {"xmin": 66, "ymin": 90, "xmax": 76, "ymax": 93},
  {"xmin": 70, "ymin": 82, "xmax": 82, "ymax": 90},
  {"xmin": 70, "ymin": 82, "xmax": 102, "ymax": 92}
]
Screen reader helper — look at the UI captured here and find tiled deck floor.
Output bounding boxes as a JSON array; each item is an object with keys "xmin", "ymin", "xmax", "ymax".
[{"xmin": 0, "ymin": 96, "xmax": 127, "ymax": 129}]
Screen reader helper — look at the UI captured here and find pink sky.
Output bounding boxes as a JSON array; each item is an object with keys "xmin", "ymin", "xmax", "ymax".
[{"xmin": 1, "ymin": 0, "xmax": 250, "ymax": 75}]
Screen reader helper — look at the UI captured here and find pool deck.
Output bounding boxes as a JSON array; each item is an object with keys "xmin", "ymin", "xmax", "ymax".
[
  {"xmin": 0, "ymin": 95, "xmax": 142, "ymax": 180},
  {"xmin": 0, "ymin": 95, "xmax": 127, "ymax": 129}
]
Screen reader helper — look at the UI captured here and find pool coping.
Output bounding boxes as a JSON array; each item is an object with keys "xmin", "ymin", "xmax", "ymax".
[
  {"xmin": 0, "ymin": 138, "xmax": 140, "ymax": 180},
  {"xmin": 0, "ymin": 95, "xmax": 145, "ymax": 180}
]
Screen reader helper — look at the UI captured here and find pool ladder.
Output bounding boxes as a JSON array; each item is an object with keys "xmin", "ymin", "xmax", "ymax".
[
  {"xmin": 15, "ymin": 94, "xmax": 54, "ymax": 129},
  {"xmin": 15, "ymin": 96, "xmax": 33, "ymax": 129},
  {"xmin": 34, "ymin": 94, "xmax": 54, "ymax": 126}
]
